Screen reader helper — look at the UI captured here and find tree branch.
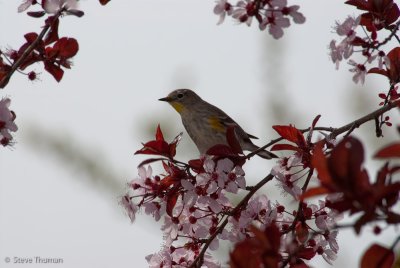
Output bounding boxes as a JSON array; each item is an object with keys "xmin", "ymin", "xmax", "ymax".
[{"xmin": 246, "ymin": 100, "xmax": 400, "ymax": 159}]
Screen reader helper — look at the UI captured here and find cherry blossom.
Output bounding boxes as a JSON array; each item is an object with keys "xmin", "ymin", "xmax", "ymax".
[
  {"xmin": 348, "ymin": 60, "xmax": 367, "ymax": 84},
  {"xmin": 0, "ymin": 98, "xmax": 17, "ymax": 146},
  {"xmin": 18, "ymin": 0, "xmax": 37, "ymax": 12},
  {"xmin": 43, "ymin": 0, "xmax": 78, "ymax": 14},
  {"xmin": 213, "ymin": 0, "xmax": 233, "ymax": 25}
]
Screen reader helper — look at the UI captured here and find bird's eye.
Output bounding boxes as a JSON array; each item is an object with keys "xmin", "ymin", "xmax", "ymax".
[{"xmin": 177, "ymin": 93, "xmax": 184, "ymax": 99}]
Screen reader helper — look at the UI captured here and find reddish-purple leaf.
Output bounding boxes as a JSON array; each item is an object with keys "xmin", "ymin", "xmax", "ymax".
[
  {"xmin": 271, "ymin": 143, "xmax": 299, "ymax": 151},
  {"xmin": 27, "ymin": 11, "xmax": 46, "ymax": 18},
  {"xmin": 166, "ymin": 191, "xmax": 179, "ymax": 218},
  {"xmin": 295, "ymin": 222, "xmax": 309, "ymax": 243},
  {"xmin": 301, "ymin": 186, "xmax": 330, "ymax": 200},
  {"xmin": 361, "ymin": 244, "xmax": 394, "ymax": 268},
  {"xmin": 99, "ymin": 0, "xmax": 111, "ymax": 5},
  {"xmin": 54, "ymin": 37, "xmax": 79, "ymax": 58},
  {"xmin": 227, "ymin": 125, "xmax": 243, "ymax": 154},
  {"xmin": 155, "ymin": 124, "xmax": 164, "ymax": 141},
  {"xmin": 206, "ymin": 144, "xmax": 237, "ymax": 157},
  {"xmin": 44, "ymin": 17, "xmax": 59, "ymax": 45},
  {"xmin": 24, "ymin": 32, "xmax": 38, "ymax": 43},
  {"xmin": 44, "ymin": 62, "xmax": 64, "ymax": 82},
  {"xmin": 374, "ymin": 143, "xmax": 400, "ymax": 158},
  {"xmin": 272, "ymin": 125, "xmax": 305, "ymax": 147},
  {"xmin": 311, "ymin": 141, "xmax": 332, "ymax": 185}
]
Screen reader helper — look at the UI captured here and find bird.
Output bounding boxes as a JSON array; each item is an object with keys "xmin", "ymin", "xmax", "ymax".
[{"xmin": 158, "ymin": 89, "xmax": 277, "ymax": 159}]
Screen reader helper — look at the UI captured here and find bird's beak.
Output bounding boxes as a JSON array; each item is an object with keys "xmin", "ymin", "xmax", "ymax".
[{"xmin": 158, "ymin": 96, "xmax": 172, "ymax": 102}]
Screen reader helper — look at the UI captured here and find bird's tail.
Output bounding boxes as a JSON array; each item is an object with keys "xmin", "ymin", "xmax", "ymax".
[
  {"xmin": 246, "ymin": 143, "xmax": 278, "ymax": 159},
  {"xmin": 256, "ymin": 149, "xmax": 278, "ymax": 159}
]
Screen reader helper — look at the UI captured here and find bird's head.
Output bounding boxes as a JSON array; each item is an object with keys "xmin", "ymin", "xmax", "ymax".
[{"xmin": 159, "ymin": 89, "xmax": 201, "ymax": 114}]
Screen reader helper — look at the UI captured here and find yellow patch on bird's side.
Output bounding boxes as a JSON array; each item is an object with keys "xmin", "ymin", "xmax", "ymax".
[
  {"xmin": 170, "ymin": 102, "xmax": 185, "ymax": 113},
  {"xmin": 208, "ymin": 116, "xmax": 225, "ymax": 132}
]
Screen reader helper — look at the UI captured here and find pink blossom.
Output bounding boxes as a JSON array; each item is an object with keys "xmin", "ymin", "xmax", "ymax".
[
  {"xmin": 119, "ymin": 195, "xmax": 138, "ymax": 223},
  {"xmin": 260, "ymin": 12, "xmax": 290, "ymax": 39},
  {"xmin": 335, "ymin": 16, "xmax": 360, "ymax": 38},
  {"xmin": 285, "ymin": 5, "xmax": 305, "ymax": 24},
  {"xmin": 232, "ymin": 0, "xmax": 253, "ymax": 26},
  {"xmin": 214, "ymin": 0, "xmax": 233, "ymax": 25},
  {"xmin": 146, "ymin": 248, "xmax": 172, "ymax": 268},
  {"xmin": 42, "ymin": 0, "xmax": 78, "ymax": 14},
  {"xmin": 348, "ymin": 60, "xmax": 367, "ymax": 84},
  {"xmin": 270, "ymin": 0, "xmax": 287, "ymax": 8},
  {"xmin": 271, "ymin": 163, "xmax": 302, "ymax": 199},
  {"xmin": 314, "ymin": 234, "xmax": 338, "ymax": 265},
  {"xmin": 161, "ymin": 217, "xmax": 179, "ymax": 246},
  {"xmin": 143, "ymin": 202, "xmax": 163, "ymax": 221},
  {"xmin": 0, "ymin": 98, "xmax": 17, "ymax": 146},
  {"xmin": 18, "ymin": 0, "xmax": 36, "ymax": 12}
]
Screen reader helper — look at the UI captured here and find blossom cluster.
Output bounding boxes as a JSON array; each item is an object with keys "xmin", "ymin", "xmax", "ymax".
[
  {"xmin": 213, "ymin": 0, "xmax": 305, "ymax": 39},
  {"xmin": 0, "ymin": 98, "xmax": 17, "ymax": 147},
  {"xmin": 329, "ymin": 0, "xmax": 400, "ymax": 85},
  {"xmin": 122, "ymin": 125, "xmax": 345, "ymax": 267}
]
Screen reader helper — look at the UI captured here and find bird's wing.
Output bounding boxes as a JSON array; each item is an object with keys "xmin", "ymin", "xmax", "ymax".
[{"xmin": 217, "ymin": 115, "xmax": 259, "ymax": 139}]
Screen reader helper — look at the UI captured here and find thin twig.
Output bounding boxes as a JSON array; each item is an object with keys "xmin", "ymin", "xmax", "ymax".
[
  {"xmin": 189, "ymin": 173, "xmax": 274, "ymax": 268},
  {"xmin": 246, "ymin": 100, "xmax": 400, "ymax": 159}
]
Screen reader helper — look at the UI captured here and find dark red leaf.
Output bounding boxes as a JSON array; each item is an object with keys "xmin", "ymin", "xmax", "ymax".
[
  {"xmin": 44, "ymin": 17, "xmax": 59, "ymax": 45},
  {"xmin": 54, "ymin": 37, "xmax": 79, "ymax": 58},
  {"xmin": 44, "ymin": 61, "xmax": 64, "ymax": 82},
  {"xmin": 345, "ymin": 0, "xmax": 369, "ymax": 10},
  {"xmin": 295, "ymin": 222, "xmax": 309, "ymax": 243},
  {"xmin": 230, "ymin": 223, "xmax": 281, "ymax": 268},
  {"xmin": 156, "ymin": 124, "xmax": 164, "ymax": 141},
  {"xmin": 188, "ymin": 159, "xmax": 203, "ymax": 172},
  {"xmin": 24, "ymin": 32, "xmax": 38, "ymax": 43},
  {"xmin": 271, "ymin": 143, "xmax": 300, "ymax": 151},
  {"xmin": 386, "ymin": 212, "xmax": 400, "ymax": 224},
  {"xmin": 166, "ymin": 191, "xmax": 179, "ymax": 217},
  {"xmin": 137, "ymin": 157, "xmax": 167, "ymax": 167},
  {"xmin": 361, "ymin": 244, "xmax": 394, "ymax": 268},
  {"xmin": 311, "ymin": 115, "xmax": 321, "ymax": 129},
  {"xmin": 296, "ymin": 247, "xmax": 316, "ymax": 260},
  {"xmin": 99, "ymin": 0, "xmax": 111, "ymax": 5},
  {"xmin": 375, "ymin": 143, "xmax": 400, "ymax": 158},
  {"xmin": 135, "ymin": 140, "xmax": 170, "ymax": 156},
  {"xmin": 311, "ymin": 141, "xmax": 332, "ymax": 185},
  {"xmin": 227, "ymin": 125, "xmax": 243, "ymax": 154},
  {"xmin": 273, "ymin": 125, "xmax": 306, "ymax": 147},
  {"xmin": 66, "ymin": 9, "xmax": 85, "ymax": 17},
  {"xmin": 27, "ymin": 11, "xmax": 46, "ymax": 17},
  {"xmin": 328, "ymin": 137, "xmax": 371, "ymax": 192},
  {"xmin": 301, "ymin": 186, "xmax": 330, "ymax": 200},
  {"xmin": 206, "ymin": 144, "xmax": 237, "ymax": 157},
  {"xmin": 368, "ymin": 67, "xmax": 389, "ymax": 78}
]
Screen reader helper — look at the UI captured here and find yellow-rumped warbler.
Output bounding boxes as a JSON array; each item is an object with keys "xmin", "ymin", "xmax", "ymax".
[{"xmin": 159, "ymin": 89, "xmax": 277, "ymax": 159}]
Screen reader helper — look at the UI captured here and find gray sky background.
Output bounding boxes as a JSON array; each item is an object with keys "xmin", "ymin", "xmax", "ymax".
[{"xmin": 0, "ymin": 0, "xmax": 398, "ymax": 267}]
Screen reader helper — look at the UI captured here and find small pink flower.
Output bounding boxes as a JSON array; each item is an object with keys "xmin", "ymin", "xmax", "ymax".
[
  {"xmin": 284, "ymin": 5, "xmax": 305, "ymax": 24},
  {"xmin": 214, "ymin": 0, "xmax": 233, "ymax": 25},
  {"xmin": 335, "ymin": 16, "xmax": 360, "ymax": 39},
  {"xmin": 120, "ymin": 195, "xmax": 138, "ymax": 223},
  {"xmin": 232, "ymin": 0, "xmax": 253, "ymax": 26},
  {"xmin": 18, "ymin": 0, "xmax": 36, "ymax": 12},
  {"xmin": 348, "ymin": 60, "xmax": 367, "ymax": 84},
  {"xmin": 0, "ymin": 98, "xmax": 18, "ymax": 146},
  {"xmin": 42, "ymin": 0, "xmax": 78, "ymax": 14},
  {"xmin": 260, "ymin": 13, "xmax": 290, "ymax": 39}
]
